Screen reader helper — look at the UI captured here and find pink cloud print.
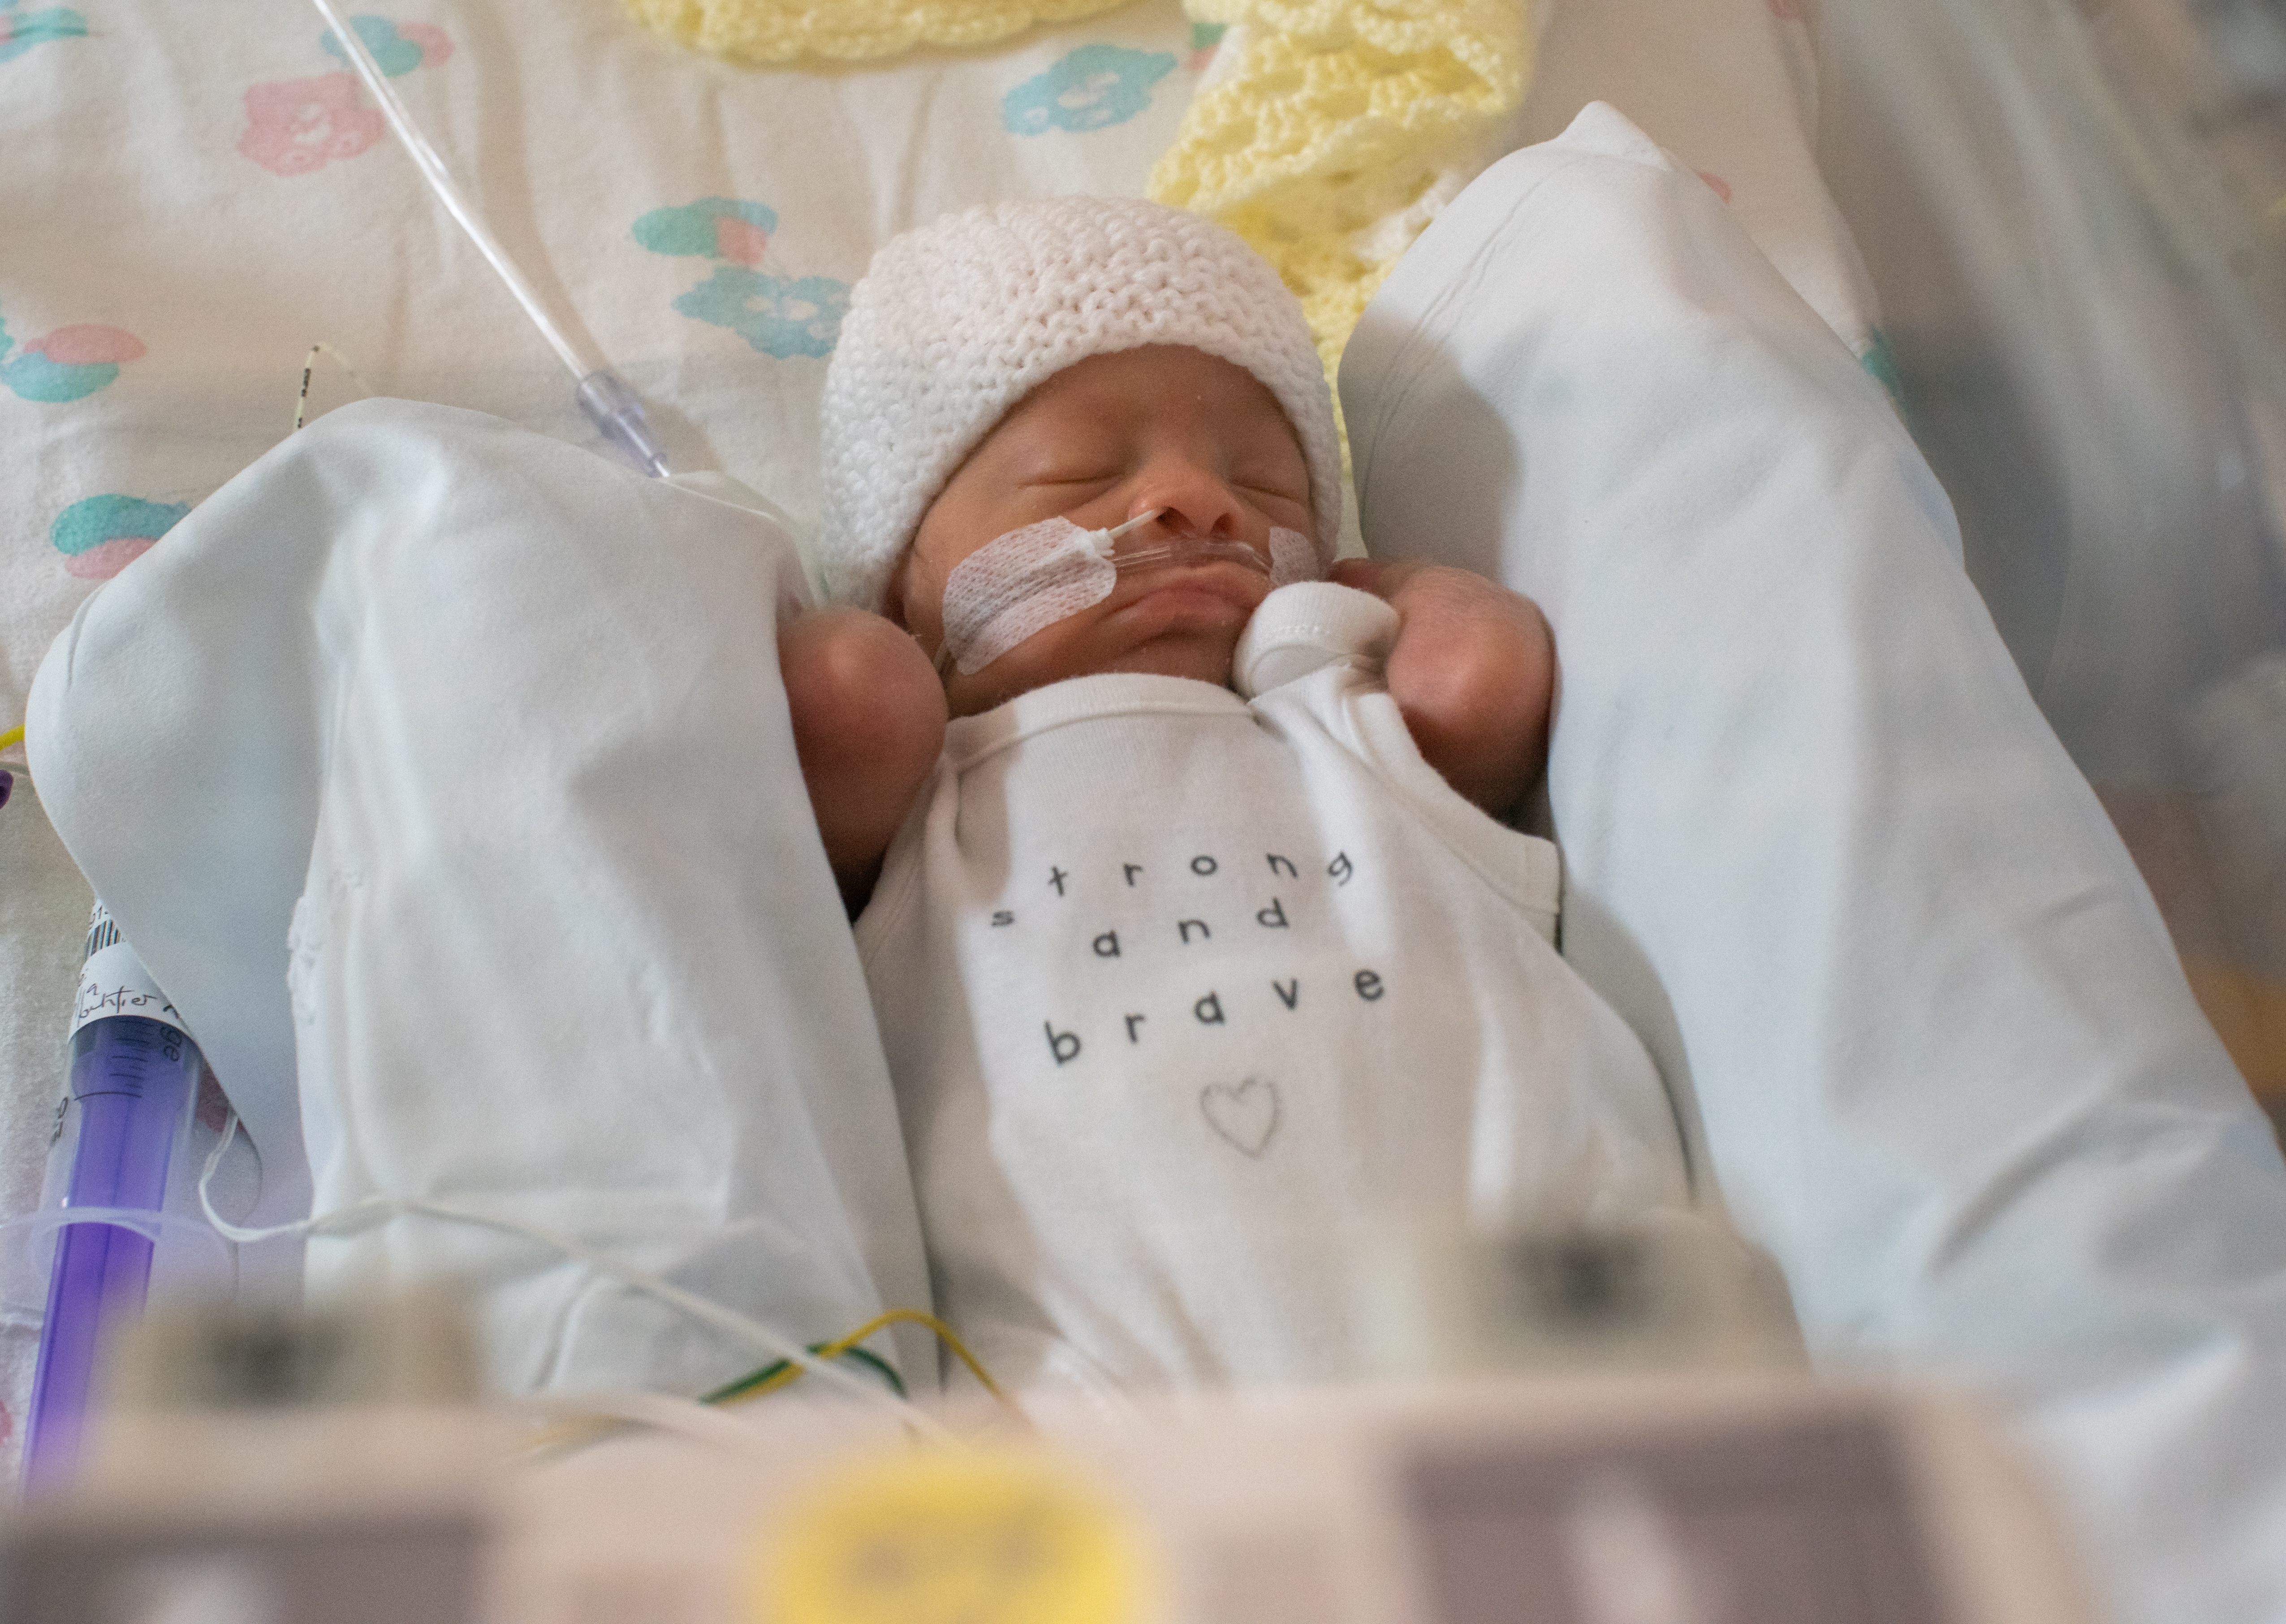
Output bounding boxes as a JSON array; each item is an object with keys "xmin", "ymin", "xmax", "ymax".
[{"xmin": 239, "ymin": 16, "xmax": 452, "ymax": 177}]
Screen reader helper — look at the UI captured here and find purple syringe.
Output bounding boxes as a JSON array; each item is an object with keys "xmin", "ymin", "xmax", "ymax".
[{"xmin": 21, "ymin": 903, "xmax": 202, "ymax": 1489}]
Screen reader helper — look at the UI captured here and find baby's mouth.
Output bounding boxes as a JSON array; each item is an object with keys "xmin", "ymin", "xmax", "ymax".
[{"xmin": 1106, "ymin": 539, "xmax": 1275, "ymax": 619}]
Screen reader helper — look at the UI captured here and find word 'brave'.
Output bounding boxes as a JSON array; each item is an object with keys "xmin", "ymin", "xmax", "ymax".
[{"xmin": 1044, "ymin": 969, "xmax": 1385, "ymax": 1064}]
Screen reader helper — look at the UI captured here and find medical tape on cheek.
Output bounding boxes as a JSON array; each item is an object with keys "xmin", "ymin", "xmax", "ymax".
[
  {"xmin": 1268, "ymin": 526, "xmax": 1320, "ymax": 587},
  {"xmin": 938, "ymin": 518, "xmax": 1325, "ymax": 677},
  {"xmin": 939, "ymin": 517, "xmax": 1116, "ymax": 676}
]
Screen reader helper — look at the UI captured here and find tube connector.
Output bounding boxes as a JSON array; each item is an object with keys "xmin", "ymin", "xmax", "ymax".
[{"xmin": 576, "ymin": 370, "xmax": 671, "ymax": 479}]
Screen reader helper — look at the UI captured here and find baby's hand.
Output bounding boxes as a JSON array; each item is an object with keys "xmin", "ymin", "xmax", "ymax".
[
  {"xmin": 1328, "ymin": 559, "xmax": 1553, "ymax": 819},
  {"xmin": 780, "ymin": 607, "xmax": 949, "ymax": 914}
]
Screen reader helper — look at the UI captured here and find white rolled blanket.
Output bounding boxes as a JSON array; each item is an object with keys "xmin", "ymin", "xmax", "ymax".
[
  {"xmin": 29, "ymin": 403, "xmax": 933, "ymax": 1395},
  {"xmin": 1343, "ymin": 103, "xmax": 2286, "ymax": 1624}
]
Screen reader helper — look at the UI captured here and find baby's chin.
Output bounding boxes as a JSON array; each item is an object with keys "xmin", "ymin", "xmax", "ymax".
[{"xmin": 1089, "ymin": 629, "xmax": 1242, "ymax": 687}]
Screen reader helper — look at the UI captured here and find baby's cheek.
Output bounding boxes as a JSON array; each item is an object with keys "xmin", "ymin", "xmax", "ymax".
[{"xmin": 944, "ymin": 616, "xmax": 1100, "ymax": 716}]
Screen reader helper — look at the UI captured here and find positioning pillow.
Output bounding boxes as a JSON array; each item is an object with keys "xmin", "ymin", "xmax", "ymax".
[
  {"xmin": 30, "ymin": 401, "xmax": 933, "ymax": 1394},
  {"xmin": 1341, "ymin": 103, "xmax": 2286, "ymax": 1624}
]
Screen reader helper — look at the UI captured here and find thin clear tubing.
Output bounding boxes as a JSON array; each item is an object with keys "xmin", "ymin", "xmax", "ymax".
[
  {"xmin": 22, "ymin": 1016, "xmax": 199, "ymax": 1488},
  {"xmin": 304, "ymin": 0, "xmax": 669, "ymax": 477}
]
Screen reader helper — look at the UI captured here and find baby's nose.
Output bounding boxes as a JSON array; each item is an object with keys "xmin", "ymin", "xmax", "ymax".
[{"xmin": 1130, "ymin": 456, "xmax": 1247, "ymax": 539}]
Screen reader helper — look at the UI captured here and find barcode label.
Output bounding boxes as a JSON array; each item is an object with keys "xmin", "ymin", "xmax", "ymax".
[{"xmin": 83, "ymin": 903, "xmax": 121, "ymax": 964}]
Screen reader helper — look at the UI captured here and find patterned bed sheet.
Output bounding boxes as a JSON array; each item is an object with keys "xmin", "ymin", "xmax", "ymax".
[{"xmin": 0, "ymin": 0, "xmax": 1209, "ymax": 620}]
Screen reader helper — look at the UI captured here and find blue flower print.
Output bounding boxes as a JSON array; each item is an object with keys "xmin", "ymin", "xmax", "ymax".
[
  {"xmin": 0, "ymin": 3, "xmax": 87, "ymax": 63},
  {"xmin": 634, "ymin": 198, "xmax": 777, "ymax": 266},
  {"xmin": 674, "ymin": 268, "xmax": 849, "ymax": 359},
  {"xmin": 319, "ymin": 15, "xmax": 449, "ymax": 76},
  {"xmin": 1002, "ymin": 44, "xmax": 1176, "ymax": 136}
]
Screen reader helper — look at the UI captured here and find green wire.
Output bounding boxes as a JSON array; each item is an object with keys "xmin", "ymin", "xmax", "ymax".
[{"xmin": 702, "ymin": 1340, "xmax": 907, "ymax": 1405}]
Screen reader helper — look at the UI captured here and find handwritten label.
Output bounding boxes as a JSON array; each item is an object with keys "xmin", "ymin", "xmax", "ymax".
[{"xmin": 69, "ymin": 902, "xmax": 187, "ymax": 1039}]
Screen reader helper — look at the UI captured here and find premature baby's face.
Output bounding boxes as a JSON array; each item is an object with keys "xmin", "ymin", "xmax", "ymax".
[{"xmin": 893, "ymin": 345, "xmax": 1315, "ymax": 717}]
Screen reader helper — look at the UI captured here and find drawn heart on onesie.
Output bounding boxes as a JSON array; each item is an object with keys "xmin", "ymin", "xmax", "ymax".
[{"xmin": 1200, "ymin": 1077, "xmax": 1280, "ymax": 1158}]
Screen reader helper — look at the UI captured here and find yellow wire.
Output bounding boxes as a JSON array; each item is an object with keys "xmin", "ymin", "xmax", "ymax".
[
  {"xmin": 0, "ymin": 740, "xmax": 996, "ymax": 1404},
  {"xmin": 718, "ymin": 1307, "xmax": 1008, "ymax": 1408},
  {"xmin": 521, "ymin": 1306, "xmax": 1009, "ymax": 1458}
]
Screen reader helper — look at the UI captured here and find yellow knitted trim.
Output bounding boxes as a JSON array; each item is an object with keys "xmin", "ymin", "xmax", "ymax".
[
  {"xmin": 625, "ymin": 0, "xmax": 1139, "ymax": 65},
  {"xmin": 1150, "ymin": 0, "xmax": 1533, "ymax": 383}
]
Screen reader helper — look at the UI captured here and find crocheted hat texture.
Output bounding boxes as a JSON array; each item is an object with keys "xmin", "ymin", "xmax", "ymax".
[{"xmin": 816, "ymin": 196, "xmax": 1343, "ymax": 611}]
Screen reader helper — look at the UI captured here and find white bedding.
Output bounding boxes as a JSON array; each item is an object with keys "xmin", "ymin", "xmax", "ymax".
[
  {"xmin": 31, "ymin": 405, "xmax": 938, "ymax": 1393},
  {"xmin": 0, "ymin": 0, "xmax": 1876, "ymax": 1434},
  {"xmin": 1344, "ymin": 103, "xmax": 2286, "ymax": 1624},
  {"xmin": 19, "ymin": 7, "xmax": 2282, "ymax": 1621},
  {"xmin": 27, "ymin": 96, "xmax": 1909, "ymax": 1412},
  {"xmin": 23, "ymin": 69, "xmax": 2286, "ymax": 1621}
]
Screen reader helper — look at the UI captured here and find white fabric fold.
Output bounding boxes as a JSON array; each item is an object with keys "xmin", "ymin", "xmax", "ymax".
[
  {"xmin": 1341, "ymin": 103, "xmax": 2286, "ymax": 1624},
  {"xmin": 29, "ymin": 400, "xmax": 933, "ymax": 1393}
]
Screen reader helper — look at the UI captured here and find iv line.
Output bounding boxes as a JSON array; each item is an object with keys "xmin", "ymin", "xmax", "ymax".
[
  {"xmin": 198, "ymin": 1111, "xmax": 950, "ymax": 1439},
  {"xmin": 300, "ymin": 0, "xmax": 671, "ymax": 477}
]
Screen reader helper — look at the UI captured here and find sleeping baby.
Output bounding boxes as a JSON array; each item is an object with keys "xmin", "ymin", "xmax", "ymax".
[{"xmin": 783, "ymin": 196, "xmax": 1691, "ymax": 1396}]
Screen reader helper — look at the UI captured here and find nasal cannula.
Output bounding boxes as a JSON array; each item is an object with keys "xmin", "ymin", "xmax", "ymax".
[
  {"xmin": 935, "ymin": 508, "xmax": 1322, "ymax": 676},
  {"xmin": 304, "ymin": 0, "xmax": 671, "ymax": 478}
]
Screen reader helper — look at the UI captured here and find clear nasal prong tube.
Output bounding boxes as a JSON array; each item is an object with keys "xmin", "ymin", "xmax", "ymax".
[
  {"xmin": 1104, "ymin": 537, "xmax": 1272, "ymax": 576},
  {"xmin": 935, "ymin": 508, "xmax": 1319, "ymax": 677},
  {"xmin": 1078, "ymin": 508, "xmax": 1166, "ymax": 559},
  {"xmin": 1084, "ymin": 510, "xmax": 1275, "ymax": 576}
]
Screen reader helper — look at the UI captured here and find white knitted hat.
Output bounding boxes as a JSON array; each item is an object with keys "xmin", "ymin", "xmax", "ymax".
[{"xmin": 816, "ymin": 196, "xmax": 1342, "ymax": 611}]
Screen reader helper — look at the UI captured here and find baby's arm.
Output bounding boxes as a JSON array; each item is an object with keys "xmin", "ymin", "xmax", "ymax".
[
  {"xmin": 1328, "ymin": 559, "xmax": 1553, "ymax": 819},
  {"xmin": 779, "ymin": 607, "xmax": 949, "ymax": 913}
]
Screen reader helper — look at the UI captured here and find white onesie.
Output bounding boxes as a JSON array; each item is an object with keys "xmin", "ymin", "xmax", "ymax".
[{"xmin": 857, "ymin": 583, "xmax": 1691, "ymax": 1396}]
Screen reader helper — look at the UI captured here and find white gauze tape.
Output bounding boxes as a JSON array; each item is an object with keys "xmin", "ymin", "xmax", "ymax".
[
  {"xmin": 1268, "ymin": 527, "xmax": 1319, "ymax": 587},
  {"xmin": 940, "ymin": 517, "xmax": 1116, "ymax": 676},
  {"xmin": 938, "ymin": 520, "xmax": 1325, "ymax": 677}
]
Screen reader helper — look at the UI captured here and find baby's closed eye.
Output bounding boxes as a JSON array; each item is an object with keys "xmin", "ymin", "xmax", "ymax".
[{"xmin": 1019, "ymin": 470, "xmax": 1124, "ymax": 489}]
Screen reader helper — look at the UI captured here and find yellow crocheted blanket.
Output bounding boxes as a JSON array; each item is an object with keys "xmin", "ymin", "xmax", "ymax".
[
  {"xmin": 626, "ymin": 0, "xmax": 1532, "ymax": 382},
  {"xmin": 1150, "ymin": 0, "xmax": 1533, "ymax": 383},
  {"xmin": 625, "ymin": 0, "xmax": 1137, "ymax": 65}
]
